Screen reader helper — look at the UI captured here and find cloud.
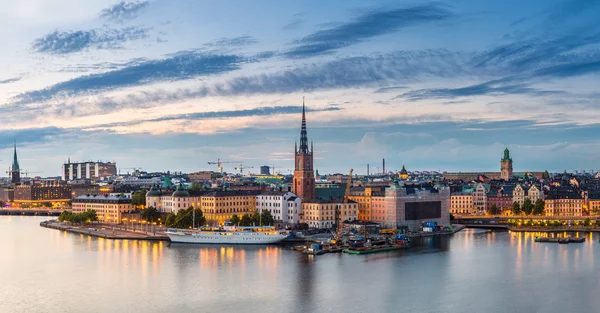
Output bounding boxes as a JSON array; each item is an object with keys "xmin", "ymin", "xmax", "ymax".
[
  {"xmin": 13, "ymin": 51, "xmax": 246, "ymax": 104},
  {"xmin": 284, "ymin": 5, "xmax": 451, "ymax": 58},
  {"xmin": 31, "ymin": 26, "xmax": 150, "ymax": 55},
  {"xmin": 399, "ymin": 79, "xmax": 564, "ymax": 101},
  {"xmin": 0, "ymin": 77, "xmax": 21, "ymax": 84},
  {"xmin": 204, "ymin": 35, "xmax": 257, "ymax": 47},
  {"xmin": 99, "ymin": 1, "xmax": 150, "ymax": 22}
]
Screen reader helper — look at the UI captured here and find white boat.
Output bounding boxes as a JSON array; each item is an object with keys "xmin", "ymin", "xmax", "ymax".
[{"xmin": 166, "ymin": 223, "xmax": 287, "ymax": 244}]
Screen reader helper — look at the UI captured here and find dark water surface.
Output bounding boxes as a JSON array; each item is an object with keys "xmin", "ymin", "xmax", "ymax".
[{"xmin": 2, "ymin": 216, "xmax": 599, "ymax": 313}]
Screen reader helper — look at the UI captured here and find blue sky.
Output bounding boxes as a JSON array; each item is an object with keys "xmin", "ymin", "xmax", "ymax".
[{"xmin": 1, "ymin": 0, "xmax": 600, "ymax": 176}]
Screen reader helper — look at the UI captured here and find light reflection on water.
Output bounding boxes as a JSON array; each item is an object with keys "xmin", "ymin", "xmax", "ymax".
[{"xmin": 2, "ymin": 217, "xmax": 600, "ymax": 313}]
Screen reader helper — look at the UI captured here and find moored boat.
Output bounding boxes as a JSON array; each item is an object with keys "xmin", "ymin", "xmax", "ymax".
[{"xmin": 166, "ymin": 222, "xmax": 287, "ymax": 244}]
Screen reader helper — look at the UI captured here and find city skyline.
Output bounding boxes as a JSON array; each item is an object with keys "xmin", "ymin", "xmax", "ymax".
[{"xmin": 1, "ymin": 0, "xmax": 600, "ymax": 174}]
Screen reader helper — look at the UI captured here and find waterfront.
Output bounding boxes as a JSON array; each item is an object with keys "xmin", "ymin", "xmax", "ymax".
[{"xmin": 3, "ymin": 217, "xmax": 600, "ymax": 313}]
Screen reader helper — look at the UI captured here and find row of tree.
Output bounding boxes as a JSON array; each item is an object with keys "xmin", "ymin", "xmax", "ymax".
[
  {"xmin": 141, "ymin": 206, "xmax": 161, "ymax": 222},
  {"xmin": 230, "ymin": 210, "xmax": 274, "ymax": 226},
  {"xmin": 58, "ymin": 210, "xmax": 98, "ymax": 224},
  {"xmin": 487, "ymin": 199, "xmax": 545, "ymax": 215},
  {"xmin": 509, "ymin": 218, "xmax": 596, "ymax": 227},
  {"xmin": 165, "ymin": 207, "xmax": 206, "ymax": 229}
]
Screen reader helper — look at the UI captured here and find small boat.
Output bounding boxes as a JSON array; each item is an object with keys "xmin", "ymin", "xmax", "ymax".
[
  {"xmin": 569, "ymin": 237, "xmax": 585, "ymax": 243},
  {"xmin": 558, "ymin": 238, "xmax": 570, "ymax": 244},
  {"xmin": 535, "ymin": 237, "xmax": 549, "ymax": 243},
  {"xmin": 303, "ymin": 243, "xmax": 325, "ymax": 255}
]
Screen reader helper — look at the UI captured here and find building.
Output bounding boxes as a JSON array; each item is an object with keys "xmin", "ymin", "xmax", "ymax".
[
  {"xmin": 450, "ymin": 192, "xmax": 473, "ymax": 214},
  {"xmin": 544, "ymin": 190, "xmax": 583, "ymax": 217},
  {"xmin": 348, "ymin": 186, "xmax": 385, "ymax": 221},
  {"xmin": 145, "ymin": 185, "xmax": 204, "ymax": 213},
  {"xmin": 188, "ymin": 171, "xmax": 218, "ymax": 182},
  {"xmin": 0, "ymin": 187, "xmax": 14, "ymax": 203},
  {"xmin": 62, "ymin": 160, "xmax": 117, "ymax": 181},
  {"xmin": 301, "ymin": 198, "xmax": 358, "ymax": 229},
  {"xmin": 384, "ymin": 182, "xmax": 451, "ymax": 229},
  {"xmin": 487, "ymin": 187, "xmax": 513, "ymax": 214},
  {"xmin": 292, "ymin": 100, "xmax": 315, "ymax": 201},
  {"xmin": 255, "ymin": 191, "xmax": 302, "ymax": 228},
  {"xmin": 527, "ymin": 184, "xmax": 542, "ymax": 202},
  {"xmin": 513, "ymin": 184, "xmax": 526, "ymax": 206},
  {"xmin": 588, "ymin": 194, "xmax": 600, "ymax": 215},
  {"xmin": 201, "ymin": 190, "xmax": 260, "ymax": 225},
  {"xmin": 500, "ymin": 148, "xmax": 513, "ymax": 180},
  {"xmin": 14, "ymin": 182, "xmax": 72, "ymax": 206},
  {"xmin": 260, "ymin": 166, "xmax": 270, "ymax": 175},
  {"xmin": 70, "ymin": 184, "xmax": 101, "ymax": 198},
  {"xmin": 72, "ymin": 195, "xmax": 133, "ymax": 223},
  {"xmin": 473, "ymin": 183, "xmax": 489, "ymax": 214},
  {"xmin": 372, "ymin": 196, "xmax": 386, "ymax": 224},
  {"xmin": 398, "ymin": 165, "xmax": 409, "ymax": 180},
  {"xmin": 11, "ymin": 141, "xmax": 20, "ymax": 184}
]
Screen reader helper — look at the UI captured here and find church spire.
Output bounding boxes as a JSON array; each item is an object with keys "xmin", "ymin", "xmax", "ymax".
[
  {"xmin": 12, "ymin": 139, "xmax": 19, "ymax": 171},
  {"xmin": 299, "ymin": 97, "xmax": 309, "ymax": 154}
]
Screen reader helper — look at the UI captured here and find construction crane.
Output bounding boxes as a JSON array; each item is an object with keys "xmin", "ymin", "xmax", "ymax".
[
  {"xmin": 333, "ymin": 168, "xmax": 353, "ymax": 245},
  {"xmin": 207, "ymin": 159, "xmax": 242, "ymax": 174},
  {"xmin": 21, "ymin": 170, "xmax": 43, "ymax": 177},
  {"xmin": 234, "ymin": 164, "xmax": 254, "ymax": 174}
]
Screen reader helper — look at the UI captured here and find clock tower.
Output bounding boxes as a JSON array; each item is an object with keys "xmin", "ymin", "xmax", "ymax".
[{"xmin": 293, "ymin": 98, "xmax": 315, "ymax": 201}]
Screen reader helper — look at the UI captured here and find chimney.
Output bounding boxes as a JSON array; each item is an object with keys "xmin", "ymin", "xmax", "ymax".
[
  {"xmin": 367, "ymin": 164, "xmax": 370, "ymax": 176},
  {"xmin": 382, "ymin": 158, "xmax": 385, "ymax": 174}
]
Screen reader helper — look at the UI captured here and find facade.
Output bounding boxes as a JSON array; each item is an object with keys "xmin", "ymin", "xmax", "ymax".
[
  {"xmin": 145, "ymin": 185, "xmax": 203, "ymax": 213},
  {"xmin": 292, "ymin": 100, "xmax": 316, "ymax": 201},
  {"xmin": 487, "ymin": 188, "xmax": 513, "ymax": 214},
  {"xmin": 588, "ymin": 195, "xmax": 600, "ymax": 215},
  {"xmin": 513, "ymin": 184, "xmax": 526, "ymax": 206},
  {"xmin": 255, "ymin": 191, "xmax": 302, "ymax": 227},
  {"xmin": 62, "ymin": 161, "xmax": 117, "ymax": 181},
  {"xmin": 11, "ymin": 141, "xmax": 20, "ymax": 184},
  {"xmin": 450, "ymin": 192, "xmax": 473, "ymax": 214},
  {"xmin": 473, "ymin": 183, "xmax": 489, "ymax": 214},
  {"xmin": 500, "ymin": 148, "xmax": 513, "ymax": 180},
  {"xmin": 544, "ymin": 191, "xmax": 583, "ymax": 217},
  {"xmin": 14, "ymin": 182, "xmax": 72, "ymax": 205},
  {"xmin": 384, "ymin": 183, "xmax": 451, "ymax": 229},
  {"xmin": 201, "ymin": 190, "xmax": 260, "ymax": 225},
  {"xmin": 188, "ymin": 171, "xmax": 217, "ymax": 182},
  {"xmin": 301, "ymin": 198, "xmax": 358, "ymax": 229},
  {"xmin": 72, "ymin": 195, "xmax": 133, "ymax": 224},
  {"xmin": 348, "ymin": 187, "xmax": 385, "ymax": 221},
  {"xmin": 0, "ymin": 187, "xmax": 14, "ymax": 203},
  {"xmin": 527, "ymin": 184, "xmax": 542, "ymax": 202},
  {"xmin": 372, "ymin": 196, "xmax": 386, "ymax": 224},
  {"xmin": 70, "ymin": 184, "xmax": 101, "ymax": 198},
  {"xmin": 260, "ymin": 166, "xmax": 270, "ymax": 175}
]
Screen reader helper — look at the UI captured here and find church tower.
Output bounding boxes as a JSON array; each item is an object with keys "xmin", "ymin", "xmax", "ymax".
[
  {"xmin": 11, "ymin": 140, "xmax": 20, "ymax": 184},
  {"xmin": 500, "ymin": 147, "xmax": 513, "ymax": 180},
  {"xmin": 293, "ymin": 98, "xmax": 315, "ymax": 201}
]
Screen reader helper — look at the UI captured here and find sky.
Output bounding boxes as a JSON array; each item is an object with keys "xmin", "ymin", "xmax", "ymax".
[{"xmin": 1, "ymin": 0, "xmax": 600, "ymax": 176}]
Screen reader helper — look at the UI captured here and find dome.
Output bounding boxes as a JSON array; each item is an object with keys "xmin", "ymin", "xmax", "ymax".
[
  {"xmin": 146, "ymin": 185, "xmax": 161, "ymax": 197},
  {"xmin": 400, "ymin": 165, "xmax": 408, "ymax": 175},
  {"xmin": 172, "ymin": 184, "xmax": 190, "ymax": 197}
]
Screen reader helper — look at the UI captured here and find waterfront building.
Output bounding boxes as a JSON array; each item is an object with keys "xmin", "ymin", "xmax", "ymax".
[
  {"xmin": 70, "ymin": 184, "xmax": 101, "ymax": 198},
  {"xmin": 0, "ymin": 187, "xmax": 14, "ymax": 203},
  {"xmin": 500, "ymin": 148, "xmax": 513, "ymax": 180},
  {"xmin": 145, "ymin": 185, "xmax": 203, "ymax": 213},
  {"xmin": 544, "ymin": 190, "xmax": 583, "ymax": 217},
  {"xmin": 384, "ymin": 182, "xmax": 451, "ymax": 229},
  {"xmin": 372, "ymin": 195, "xmax": 386, "ymax": 224},
  {"xmin": 62, "ymin": 160, "xmax": 117, "ymax": 181},
  {"xmin": 201, "ymin": 190, "xmax": 260, "ymax": 225},
  {"xmin": 473, "ymin": 183, "xmax": 489, "ymax": 214},
  {"xmin": 348, "ymin": 187, "xmax": 385, "ymax": 221},
  {"xmin": 255, "ymin": 191, "xmax": 302, "ymax": 228},
  {"xmin": 11, "ymin": 141, "xmax": 20, "ymax": 184},
  {"xmin": 301, "ymin": 198, "xmax": 358, "ymax": 229},
  {"xmin": 260, "ymin": 166, "xmax": 270, "ymax": 175},
  {"xmin": 14, "ymin": 182, "xmax": 72, "ymax": 206},
  {"xmin": 72, "ymin": 195, "xmax": 133, "ymax": 223},
  {"xmin": 450, "ymin": 192, "xmax": 473, "ymax": 214},
  {"xmin": 588, "ymin": 194, "xmax": 600, "ymax": 215},
  {"xmin": 487, "ymin": 187, "xmax": 513, "ymax": 214},
  {"xmin": 292, "ymin": 99, "xmax": 316, "ymax": 201}
]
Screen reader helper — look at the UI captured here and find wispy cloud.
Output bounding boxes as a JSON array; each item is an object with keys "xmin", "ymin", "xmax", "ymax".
[
  {"xmin": 204, "ymin": 35, "xmax": 257, "ymax": 47},
  {"xmin": 13, "ymin": 51, "xmax": 247, "ymax": 104},
  {"xmin": 284, "ymin": 5, "xmax": 451, "ymax": 58},
  {"xmin": 0, "ymin": 77, "xmax": 21, "ymax": 84},
  {"xmin": 31, "ymin": 27, "xmax": 150, "ymax": 55},
  {"xmin": 99, "ymin": 1, "xmax": 150, "ymax": 22}
]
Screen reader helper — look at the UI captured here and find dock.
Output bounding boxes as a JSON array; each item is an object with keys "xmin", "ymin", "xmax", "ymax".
[{"xmin": 40, "ymin": 221, "xmax": 170, "ymax": 241}]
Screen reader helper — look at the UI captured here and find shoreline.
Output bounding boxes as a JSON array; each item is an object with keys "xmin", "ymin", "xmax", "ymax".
[
  {"xmin": 40, "ymin": 221, "xmax": 170, "ymax": 241},
  {"xmin": 508, "ymin": 226, "xmax": 600, "ymax": 233}
]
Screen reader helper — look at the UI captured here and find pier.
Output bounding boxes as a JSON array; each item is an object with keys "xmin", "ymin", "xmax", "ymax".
[
  {"xmin": 40, "ymin": 220, "xmax": 169, "ymax": 241},
  {"xmin": 0, "ymin": 208, "xmax": 64, "ymax": 216}
]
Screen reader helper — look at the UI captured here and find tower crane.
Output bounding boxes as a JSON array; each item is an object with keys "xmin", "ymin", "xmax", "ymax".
[
  {"xmin": 234, "ymin": 164, "xmax": 254, "ymax": 174},
  {"xmin": 333, "ymin": 168, "xmax": 353, "ymax": 245},
  {"xmin": 207, "ymin": 159, "xmax": 242, "ymax": 174},
  {"xmin": 21, "ymin": 170, "xmax": 43, "ymax": 177}
]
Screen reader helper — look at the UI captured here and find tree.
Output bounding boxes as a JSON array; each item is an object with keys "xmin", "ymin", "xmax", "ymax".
[
  {"xmin": 533, "ymin": 199, "xmax": 545, "ymax": 215},
  {"xmin": 512, "ymin": 202, "xmax": 521, "ymax": 215},
  {"xmin": 522, "ymin": 198, "xmax": 533, "ymax": 215},
  {"xmin": 131, "ymin": 191, "xmax": 146, "ymax": 207},
  {"xmin": 240, "ymin": 214, "xmax": 252, "ymax": 226},
  {"xmin": 487, "ymin": 204, "xmax": 498, "ymax": 215},
  {"xmin": 141, "ymin": 206, "xmax": 161, "ymax": 222},
  {"xmin": 230, "ymin": 214, "xmax": 240, "ymax": 225},
  {"xmin": 584, "ymin": 218, "xmax": 591, "ymax": 227},
  {"xmin": 165, "ymin": 212, "xmax": 176, "ymax": 228},
  {"xmin": 542, "ymin": 170, "xmax": 550, "ymax": 179},
  {"xmin": 251, "ymin": 209, "xmax": 275, "ymax": 226},
  {"xmin": 58, "ymin": 210, "xmax": 72, "ymax": 222},
  {"xmin": 167, "ymin": 207, "xmax": 206, "ymax": 229},
  {"xmin": 84, "ymin": 209, "xmax": 98, "ymax": 223},
  {"xmin": 188, "ymin": 182, "xmax": 204, "ymax": 191},
  {"xmin": 41, "ymin": 201, "xmax": 53, "ymax": 208}
]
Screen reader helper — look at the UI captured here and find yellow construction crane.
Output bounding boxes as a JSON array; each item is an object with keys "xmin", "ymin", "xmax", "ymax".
[
  {"xmin": 234, "ymin": 164, "xmax": 254, "ymax": 174},
  {"xmin": 208, "ymin": 159, "xmax": 242, "ymax": 173},
  {"xmin": 333, "ymin": 168, "xmax": 353, "ymax": 245}
]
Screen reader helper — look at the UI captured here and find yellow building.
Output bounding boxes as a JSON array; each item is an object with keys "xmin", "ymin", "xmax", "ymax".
[
  {"xmin": 450, "ymin": 193, "xmax": 474, "ymax": 214},
  {"xmin": 301, "ymin": 198, "xmax": 358, "ymax": 229},
  {"xmin": 71, "ymin": 195, "xmax": 133, "ymax": 224},
  {"xmin": 544, "ymin": 191, "xmax": 583, "ymax": 217},
  {"xmin": 200, "ymin": 190, "xmax": 260, "ymax": 225},
  {"xmin": 588, "ymin": 195, "xmax": 600, "ymax": 215},
  {"xmin": 348, "ymin": 187, "xmax": 384, "ymax": 221}
]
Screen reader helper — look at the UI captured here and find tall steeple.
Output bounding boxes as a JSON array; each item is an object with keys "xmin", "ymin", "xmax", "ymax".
[
  {"xmin": 11, "ymin": 139, "xmax": 20, "ymax": 184},
  {"xmin": 298, "ymin": 96, "xmax": 310, "ymax": 154},
  {"xmin": 12, "ymin": 139, "xmax": 19, "ymax": 171}
]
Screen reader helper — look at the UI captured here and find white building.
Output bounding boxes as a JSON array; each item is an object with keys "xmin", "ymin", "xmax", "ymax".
[
  {"xmin": 145, "ymin": 185, "xmax": 203, "ymax": 213},
  {"xmin": 473, "ymin": 183, "xmax": 489, "ymax": 214},
  {"xmin": 256, "ymin": 191, "xmax": 302, "ymax": 227}
]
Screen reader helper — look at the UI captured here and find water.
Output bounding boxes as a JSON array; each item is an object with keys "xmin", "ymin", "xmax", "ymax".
[{"xmin": 2, "ymin": 216, "xmax": 600, "ymax": 313}]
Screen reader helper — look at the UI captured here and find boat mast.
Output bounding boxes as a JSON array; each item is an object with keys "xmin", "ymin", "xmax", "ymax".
[{"xmin": 193, "ymin": 208, "xmax": 196, "ymax": 229}]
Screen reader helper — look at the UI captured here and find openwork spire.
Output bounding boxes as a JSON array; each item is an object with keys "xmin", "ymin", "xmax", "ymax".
[{"xmin": 299, "ymin": 97, "xmax": 309, "ymax": 154}]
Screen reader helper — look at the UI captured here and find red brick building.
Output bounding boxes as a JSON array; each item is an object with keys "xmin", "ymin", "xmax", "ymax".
[{"xmin": 292, "ymin": 100, "xmax": 315, "ymax": 201}]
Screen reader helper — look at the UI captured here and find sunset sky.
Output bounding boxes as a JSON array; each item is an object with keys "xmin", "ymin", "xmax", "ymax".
[{"xmin": 1, "ymin": 0, "xmax": 600, "ymax": 175}]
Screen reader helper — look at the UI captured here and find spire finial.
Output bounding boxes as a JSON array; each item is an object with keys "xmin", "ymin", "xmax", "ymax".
[{"xmin": 299, "ymin": 97, "xmax": 309, "ymax": 154}]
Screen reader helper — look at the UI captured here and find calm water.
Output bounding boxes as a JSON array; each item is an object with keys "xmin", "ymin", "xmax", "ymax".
[{"xmin": 2, "ymin": 216, "xmax": 600, "ymax": 313}]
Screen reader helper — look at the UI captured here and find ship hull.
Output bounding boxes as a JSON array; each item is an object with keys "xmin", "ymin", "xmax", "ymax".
[{"xmin": 166, "ymin": 231, "xmax": 286, "ymax": 244}]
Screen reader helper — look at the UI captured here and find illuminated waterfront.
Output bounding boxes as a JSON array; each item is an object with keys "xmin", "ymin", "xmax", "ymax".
[{"xmin": 2, "ymin": 217, "xmax": 600, "ymax": 313}]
